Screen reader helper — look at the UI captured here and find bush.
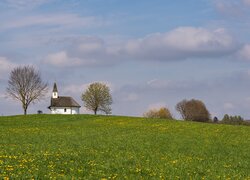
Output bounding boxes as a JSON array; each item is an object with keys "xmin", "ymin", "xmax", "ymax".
[
  {"xmin": 143, "ymin": 107, "xmax": 173, "ymax": 119},
  {"xmin": 213, "ymin": 116, "xmax": 219, "ymax": 123},
  {"xmin": 176, "ymin": 99, "xmax": 210, "ymax": 122},
  {"xmin": 242, "ymin": 121, "xmax": 250, "ymax": 126},
  {"xmin": 221, "ymin": 114, "xmax": 244, "ymax": 125}
]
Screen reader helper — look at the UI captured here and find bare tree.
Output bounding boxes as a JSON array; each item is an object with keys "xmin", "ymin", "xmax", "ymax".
[
  {"xmin": 81, "ymin": 82, "xmax": 112, "ymax": 115},
  {"xmin": 6, "ymin": 66, "xmax": 48, "ymax": 115}
]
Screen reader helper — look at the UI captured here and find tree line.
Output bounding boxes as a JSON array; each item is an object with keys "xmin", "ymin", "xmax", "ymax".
[
  {"xmin": 5, "ymin": 65, "xmax": 250, "ymax": 126},
  {"xmin": 143, "ymin": 100, "xmax": 250, "ymax": 126},
  {"xmin": 143, "ymin": 99, "xmax": 210, "ymax": 122}
]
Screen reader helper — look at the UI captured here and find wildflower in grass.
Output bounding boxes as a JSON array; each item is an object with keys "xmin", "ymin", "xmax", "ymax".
[
  {"xmin": 21, "ymin": 159, "xmax": 28, "ymax": 163},
  {"xmin": 149, "ymin": 171, "xmax": 157, "ymax": 176},
  {"xmin": 111, "ymin": 174, "xmax": 118, "ymax": 179},
  {"xmin": 196, "ymin": 157, "xmax": 204, "ymax": 161},
  {"xmin": 6, "ymin": 155, "xmax": 17, "ymax": 159},
  {"xmin": 172, "ymin": 160, "xmax": 178, "ymax": 164},
  {"xmin": 6, "ymin": 165, "xmax": 14, "ymax": 171},
  {"xmin": 48, "ymin": 164, "xmax": 54, "ymax": 169},
  {"xmin": 223, "ymin": 164, "xmax": 232, "ymax": 168},
  {"xmin": 78, "ymin": 169, "xmax": 83, "ymax": 173},
  {"xmin": 43, "ymin": 151, "xmax": 50, "ymax": 156},
  {"xmin": 88, "ymin": 160, "xmax": 96, "ymax": 166},
  {"xmin": 135, "ymin": 167, "xmax": 141, "ymax": 173}
]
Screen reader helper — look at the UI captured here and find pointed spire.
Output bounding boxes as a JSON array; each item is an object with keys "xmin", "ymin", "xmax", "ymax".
[
  {"xmin": 53, "ymin": 83, "xmax": 58, "ymax": 92},
  {"xmin": 52, "ymin": 83, "xmax": 58, "ymax": 99}
]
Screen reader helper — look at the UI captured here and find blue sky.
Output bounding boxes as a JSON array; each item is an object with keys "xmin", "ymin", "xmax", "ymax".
[{"xmin": 1, "ymin": 0, "xmax": 250, "ymax": 119}]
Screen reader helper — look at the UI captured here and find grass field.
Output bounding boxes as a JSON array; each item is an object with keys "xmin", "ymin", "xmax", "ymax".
[{"xmin": 0, "ymin": 115, "xmax": 249, "ymax": 179}]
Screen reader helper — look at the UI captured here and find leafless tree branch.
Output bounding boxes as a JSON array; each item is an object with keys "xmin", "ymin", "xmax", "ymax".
[{"xmin": 6, "ymin": 65, "xmax": 48, "ymax": 115}]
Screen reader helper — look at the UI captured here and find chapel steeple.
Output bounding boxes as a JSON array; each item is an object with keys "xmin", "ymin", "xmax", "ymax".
[{"xmin": 52, "ymin": 83, "xmax": 58, "ymax": 99}]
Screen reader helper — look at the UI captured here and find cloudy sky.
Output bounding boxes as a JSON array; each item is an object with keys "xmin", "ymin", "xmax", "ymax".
[{"xmin": 1, "ymin": 0, "xmax": 250, "ymax": 119}]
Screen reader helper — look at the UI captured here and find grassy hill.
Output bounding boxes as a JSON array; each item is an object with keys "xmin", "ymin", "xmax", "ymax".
[{"xmin": 0, "ymin": 115, "xmax": 249, "ymax": 179}]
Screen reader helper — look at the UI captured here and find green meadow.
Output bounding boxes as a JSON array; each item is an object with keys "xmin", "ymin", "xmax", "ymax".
[{"xmin": 0, "ymin": 115, "xmax": 249, "ymax": 179}]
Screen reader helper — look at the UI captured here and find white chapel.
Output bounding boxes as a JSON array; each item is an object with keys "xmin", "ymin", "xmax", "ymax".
[{"xmin": 48, "ymin": 83, "xmax": 81, "ymax": 114}]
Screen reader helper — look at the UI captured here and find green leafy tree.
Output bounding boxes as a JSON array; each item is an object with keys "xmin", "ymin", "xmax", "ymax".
[
  {"xmin": 6, "ymin": 66, "xmax": 48, "ymax": 115},
  {"xmin": 221, "ymin": 114, "xmax": 244, "ymax": 125},
  {"xmin": 222, "ymin": 114, "xmax": 230, "ymax": 122},
  {"xmin": 176, "ymin": 99, "xmax": 210, "ymax": 122},
  {"xmin": 81, "ymin": 82, "xmax": 113, "ymax": 115}
]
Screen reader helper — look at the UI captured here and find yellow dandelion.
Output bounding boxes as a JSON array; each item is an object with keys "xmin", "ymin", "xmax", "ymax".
[
  {"xmin": 223, "ymin": 164, "xmax": 232, "ymax": 168},
  {"xmin": 135, "ymin": 167, "xmax": 141, "ymax": 173},
  {"xmin": 172, "ymin": 160, "xmax": 178, "ymax": 164},
  {"xmin": 6, "ymin": 165, "xmax": 14, "ymax": 171}
]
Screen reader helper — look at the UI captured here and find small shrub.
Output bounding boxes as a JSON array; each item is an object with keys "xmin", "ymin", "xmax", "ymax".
[
  {"xmin": 213, "ymin": 116, "xmax": 219, "ymax": 123},
  {"xmin": 143, "ymin": 107, "xmax": 173, "ymax": 119}
]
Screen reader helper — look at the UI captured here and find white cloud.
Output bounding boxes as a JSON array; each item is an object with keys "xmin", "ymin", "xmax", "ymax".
[
  {"xmin": 0, "ymin": 57, "xmax": 17, "ymax": 78},
  {"xmin": 223, "ymin": 102, "xmax": 235, "ymax": 110},
  {"xmin": 245, "ymin": 97, "xmax": 250, "ymax": 103},
  {"xmin": 237, "ymin": 44, "xmax": 250, "ymax": 61},
  {"xmin": 44, "ymin": 50, "xmax": 115, "ymax": 67},
  {"xmin": 62, "ymin": 82, "xmax": 114, "ymax": 96},
  {"xmin": 4, "ymin": 0, "xmax": 51, "ymax": 9},
  {"xmin": 44, "ymin": 36, "xmax": 119, "ymax": 67},
  {"xmin": 147, "ymin": 102, "xmax": 167, "ymax": 110},
  {"xmin": 44, "ymin": 51, "xmax": 82, "ymax": 67},
  {"xmin": 78, "ymin": 41, "xmax": 104, "ymax": 54},
  {"xmin": 215, "ymin": 1, "xmax": 241, "ymax": 16},
  {"xmin": 63, "ymin": 84, "xmax": 90, "ymax": 95},
  {"xmin": 147, "ymin": 79, "xmax": 170, "ymax": 89},
  {"xmin": 44, "ymin": 27, "xmax": 238, "ymax": 67},
  {"xmin": 2, "ymin": 14, "xmax": 104, "ymax": 30},
  {"xmin": 0, "ymin": 92, "xmax": 6, "ymax": 99},
  {"xmin": 122, "ymin": 93, "xmax": 138, "ymax": 102},
  {"xmin": 124, "ymin": 27, "xmax": 236, "ymax": 61},
  {"xmin": 243, "ymin": 0, "xmax": 250, "ymax": 5},
  {"xmin": 214, "ymin": 0, "xmax": 250, "ymax": 17}
]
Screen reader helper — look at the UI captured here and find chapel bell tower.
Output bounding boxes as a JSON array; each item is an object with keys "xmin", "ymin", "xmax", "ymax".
[{"xmin": 52, "ymin": 83, "xmax": 58, "ymax": 99}]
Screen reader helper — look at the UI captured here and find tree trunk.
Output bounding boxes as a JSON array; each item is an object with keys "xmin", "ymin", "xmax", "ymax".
[
  {"xmin": 23, "ymin": 105, "xmax": 27, "ymax": 115},
  {"xmin": 94, "ymin": 107, "xmax": 98, "ymax": 115},
  {"xmin": 24, "ymin": 108, "xmax": 27, "ymax": 115}
]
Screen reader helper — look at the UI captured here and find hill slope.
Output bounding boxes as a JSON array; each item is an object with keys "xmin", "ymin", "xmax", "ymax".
[{"xmin": 0, "ymin": 115, "xmax": 249, "ymax": 179}]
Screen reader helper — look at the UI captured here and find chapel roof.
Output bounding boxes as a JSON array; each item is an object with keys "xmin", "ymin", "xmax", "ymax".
[{"xmin": 48, "ymin": 96, "xmax": 81, "ymax": 108}]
